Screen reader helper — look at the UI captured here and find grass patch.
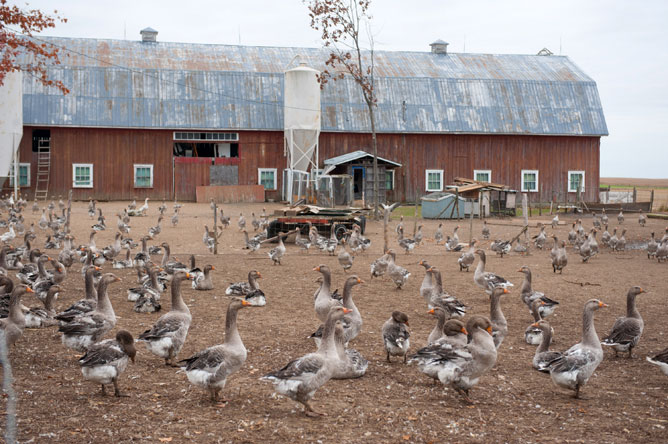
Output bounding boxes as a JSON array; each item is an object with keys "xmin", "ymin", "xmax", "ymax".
[{"xmin": 390, "ymin": 205, "xmax": 422, "ymax": 220}]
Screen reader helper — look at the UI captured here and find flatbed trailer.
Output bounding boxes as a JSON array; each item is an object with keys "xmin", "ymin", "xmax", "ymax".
[{"xmin": 267, "ymin": 208, "xmax": 367, "ymax": 241}]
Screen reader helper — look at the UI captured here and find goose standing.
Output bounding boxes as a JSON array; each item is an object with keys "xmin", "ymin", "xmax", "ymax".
[
  {"xmin": 568, "ymin": 223, "xmax": 578, "ymax": 245},
  {"xmin": 138, "ymin": 271, "xmax": 193, "ymax": 366},
  {"xmin": 242, "ymin": 230, "xmax": 260, "ymax": 253},
  {"xmin": 313, "ymin": 265, "xmax": 341, "ymax": 322},
  {"xmin": 551, "ymin": 214, "xmax": 559, "ymax": 229},
  {"xmin": 657, "ymin": 239, "xmax": 668, "ymax": 263},
  {"xmin": 386, "ymin": 250, "xmax": 410, "ymax": 289},
  {"xmin": 171, "ymin": 208, "xmax": 179, "ymax": 227},
  {"xmin": 382, "ymin": 311, "xmax": 410, "ymax": 363},
  {"xmin": 615, "ymin": 229, "xmax": 627, "ymax": 252},
  {"xmin": 59, "ymin": 273, "xmax": 121, "ymax": 352},
  {"xmin": 600, "ymin": 208, "xmax": 609, "ymax": 225},
  {"xmin": 638, "ymin": 210, "xmax": 646, "ymax": 227},
  {"xmin": 427, "ymin": 307, "xmax": 448, "ymax": 345},
  {"xmin": 608, "ymin": 228, "xmax": 619, "ymax": 251},
  {"xmin": 601, "ymin": 286, "xmax": 645, "ymax": 358},
  {"xmin": 409, "ymin": 316, "xmax": 496, "ymax": 402},
  {"xmin": 337, "ymin": 238, "xmax": 354, "ymax": 272},
  {"xmin": 531, "ymin": 320, "xmax": 562, "ymax": 373},
  {"xmin": 474, "ymin": 250, "xmax": 513, "ymax": 295},
  {"xmin": 548, "ymin": 299, "xmax": 607, "ymax": 398},
  {"xmin": 458, "ymin": 239, "xmax": 477, "ymax": 272},
  {"xmin": 262, "ymin": 306, "xmax": 350, "ymax": 417},
  {"xmin": 647, "ymin": 232, "xmax": 658, "ymax": 259},
  {"xmin": 178, "ymin": 298, "xmax": 255, "ymax": 403},
  {"xmin": 55, "ymin": 266, "xmax": 100, "ymax": 324},
  {"xmin": 434, "ymin": 223, "xmax": 444, "ymax": 245},
  {"xmin": 295, "ymin": 228, "xmax": 311, "ymax": 253},
  {"xmin": 518, "ymin": 265, "xmax": 559, "ymax": 317},
  {"xmin": 600, "ymin": 224, "xmax": 611, "ymax": 245},
  {"xmin": 489, "ymin": 287, "xmax": 509, "ymax": 349},
  {"xmin": 0, "ymin": 285, "xmax": 33, "ymax": 347},
  {"xmin": 25, "ymin": 285, "xmax": 60, "ymax": 328},
  {"xmin": 397, "ymin": 226, "xmax": 416, "ymax": 254},
  {"xmin": 331, "ymin": 322, "xmax": 368, "ymax": 379},
  {"xmin": 617, "ymin": 209, "xmax": 624, "ymax": 224},
  {"xmin": 481, "ymin": 220, "xmax": 490, "ymax": 239},
  {"xmin": 78, "ymin": 330, "xmax": 136, "ymax": 397},
  {"xmin": 268, "ymin": 232, "xmax": 286, "ymax": 265},
  {"xmin": 533, "ymin": 223, "xmax": 547, "ymax": 250},
  {"xmin": 490, "ymin": 239, "xmax": 511, "ymax": 257},
  {"xmin": 395, "ymin": 215, "xmax": 404, "ymax": 237},
  {"xmin": 525, "ymin": 299, "xmax": 550, "ymax": 345},
  {"xmin": 418, "ymin": 259, "xmax": 434, "ymax": 307},
  {"xmin": 427, "ymin": 267, "xmax": 467, "ymax": 318},
  {"xmin": 579, "ymin": 229, "xmax": 597, "ymax": 262},
  {"xmin": 237, "ymin": 213, "xmax": 246, "ymax": 231},
  {"xmin": 370, "ymin": 251, "xmax": 390, "ymax": 279}
]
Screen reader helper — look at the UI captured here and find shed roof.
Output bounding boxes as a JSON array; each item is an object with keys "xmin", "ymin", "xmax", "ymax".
[
  {"xmin": 20, "ymin": 36, "xmax": 608, "ymax": 136},
  {"xmin": 324, "ymin": 150, "xmax": 402, "ymax": 167}
]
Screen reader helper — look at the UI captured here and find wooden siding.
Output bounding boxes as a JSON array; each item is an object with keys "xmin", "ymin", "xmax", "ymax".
[{"xmin": 16, "ymin": 126, "xmax": 600, "ymax": 203}]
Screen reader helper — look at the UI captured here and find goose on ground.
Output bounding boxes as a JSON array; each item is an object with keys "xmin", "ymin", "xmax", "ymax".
[
  {"xmin": 192, "ymin": 264, "xmax": 215, "ymax": 291},
  {"xmin": 309, "ymin": 276, "xmax": 363, "ymax": 347},
  {"xmin": 386, "ymin": 250, "xmax": 410, "ymax": 289},
  {"xmin": 482, "ymin": 220, "xmax": 490, "ymax": 239},
  {"xmin": 518, "ymin": 266, "xmax": 559, "ymax": 318},
  {"xmin": 474, "ymin": 249, "xmax": 513, "ymax": 295},
  {"xmin": 646, "ymin": 348, "xmax": 668, "ymax": 376},
  {"xmin": 458, "ymin": 240, "xmax": 477, "ymax": 272},
  {"xmin": 533, "ymin": 223, "xmax": 547, "ymax": 250},
  {"xmin": 331, "ymin": 322, "xmax": 368, "ymax": 379},
  {"xmin": 647, "ymin": 232, "xmax": 658, "ymax": 259},
  {"xmin": 59, "ymin": 274, "xmax": 120, "ymax": 352},
  {"xmin": 615, "ymin": 229, "xmax": 627, "ymax": 252},
  {"xmin": 601, "ymin": 224, "xmax": 611, "ymax": 245},
  {"xmin": 489, "ymin": 287, "xmax": 509, "ymax": 349},
  {"xmin": 409, "ymin": 316, "xmax": 497, "ymax": 402},
  {"xmin": 78, "ymin": 330, "xmax": 136, "ymax": 397},
  {"xmin": 178, "ymin": 298, "xmax": 255, "ymax": 403},
  {"xmin": 268, "ymin": 232, "xmax": 286, "ymax": 265},
  {"xmin": 601, "ymin": 286, "xmax": 645, "ymax": 358},
  {"xmin": 262, "ymin": 306, "xmax": 350, "ymax": 417},
  {"xmin": 618, "ymin": 210, "xmax": 624, "ymax": 224},
  {"xmin": 25, "ymin": 285, "xmax": 60, "ymax": 328},
  {"xmin": 547, "ymin": 299, "xmax": 607, "ymax": 398},
  {"xmin": 608, "ymin": 228, "xmax": 619, "ymax": 251},
  {"xmin": 427, "ymin": 267, "xmax": 466, "ymax": 318},
  {"xmin": 418, "ymin": 259, "xmax": 434, "ymax": 307},
  {"xmin": 434, "ymin": 223, "xmax": 444, "ymax": 245},
  {"xmin": 427, "ymin": 307, "xmax": 448, "ymax": 345},
  {"xmin": 313, "ymin": 265, "xmax": 342, "ymax": 322},
  {"xmin": 337, "ymin": 239, "xmax": 354, "ymax": 272},
  {"xmin": 552, "ymin": 239, "xmax": 568, "ymax": 273},
  {"xmin": 242, "ymin": 230, "xmax": 260, "ymax": 252},
  {"xmin": 55, "ymin": 266, "xmax": 100, "ymax": 324},
  {"xmin": 525, "ymin": 299, "xmax": 551, "ymax": 345},
  {"xmin": 0, "ymin": 285, "xmax": 33, "ymax": 347},
  {"xmin": 137, "ymin": 271, "xmax": 193, "ymax": 366},
  {"xmin": 370, "ymin": 251, "xmax": 391, "ymax": 279},
  {"xmin": 531, "ymin": 320, "xmax": 562, "ymax": 373},
  {"xmin": 238, "ymin": 213, "xmax": 246, "ymax": 231},
  {"xmin": 397, "ymin": 226, "xmax": 416, "ymax": 254},
  {"xmin": 225, "ymin": 270, "xmax": 263, "ymax": 303},
  {"xmin": 382, "ymin": 311, "xmax": 410, "ymax": 363},
  {"xmin": 638, "ymin": 210, "xmax": 646, "ymax": 227}
]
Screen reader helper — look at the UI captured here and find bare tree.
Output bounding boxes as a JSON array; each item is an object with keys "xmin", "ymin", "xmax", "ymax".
[{"xmin": 305, "ymin": 0, "xmax": 380, "ymax": 219}]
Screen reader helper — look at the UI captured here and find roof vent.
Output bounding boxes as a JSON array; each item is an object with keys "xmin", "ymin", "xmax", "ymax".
[
  {"xmin": 537, "ymin": 48, "xmax": 553, "ymax": 56},
  {"xmin": 140, "ymin": 27, "xmax": 158, "ymax": 43},
  {"xmin": 430, "ymin": 39, "xmax": 449, "ymax": 55}
]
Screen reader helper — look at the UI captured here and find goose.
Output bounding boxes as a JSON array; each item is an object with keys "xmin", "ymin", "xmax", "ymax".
[
  {"xmin": 17, "ymin": 253, "xmax": 50, "ymax": 286},
  {"xmin": 397, "ymin": 226, "xmax": 416, "ymax": 254},
  {"xmin": 445, "ymin": 235, "xmax": 464, "ymax": 252},
  {"xmin": 658, "ymin": 239, "xmax": 668, "ymax": 263},
  {"xmin": 0, "ymin": 285, "xmax": 33, "ymax": 347},
  {"xmin": 251, "ymin": 212, "xmax": 261, "ymax": 231},
  {"xmin": 434, "ymin": 223, "xmax": 444, "ymax": 245},
  {"xmin": 568, "ymin": 223, "xmax": 578, "ymax": 245},
  {"xmin": 436, "ymin": 319, "xmax": 468, "ymax": 348},
  {"xmin": 638, "ymin": 210, "xmax": 646, "ymax": 227},
  {"xmin": 414, "ymin": 224, "xmax": 424, "ymax": 246},
  {"xmin": 58, "ymin": 235, "xmax": 76, "ymax": 269},
  {"xmin": 39, "ymin": 210, "xmax": 48, "ymax": 229},
  {"xmin": 617, "ymin": 209, "xmax": 624, "ymax": 224},
  {"xmin": 171, "ymin": 208, "xmax": 179, "ymax": 227},
  {"xmin": 59, "ymin": 273, "xmax": 121, "ymax": 352},
  {"xmin": 116, "ymin": 214, "xmax": 130, "ymax": 234},
  {"xmin": 382, "ymin": 311, "xmax": 410, "ymax": 363},
  {"xmin": 237, "ymin": 213, "xmax": 246, "ymax": 231},
  {"xmin": 661, "ymin": 227, "xmax": 668, "ymax": 244},
  {"xmin": 457, "ymin": 240, "xmax": 477, "ymax": 272},
  {"xmin": 0, "ymin": 276, "xmax": 16, "ymax": 318},
  {"xmin": 647, "ymin": 232, "xmax": 658, "ymax": 259},
  {"xmin": 92, "ymin": 215, "xmax": 106, "ymax": 231},
  {"xmin": 44, "ymin": 235, "xmax": 60, "ymax": 249},
  {"xmin": 242, "ymin": 230, "xmax": 261, "ymax": 252},
  {"xmin": 113, "ymin": 248, "xmax": 134, "ymax": 269},
  {"xmin": 268, "ymin": 232, "xmax": 286, "ymax": 265},
  {"xmin": 219, "ymin": 208, "xmax": 230, "ymax": 228},
  {"xmin": 601, "ymin": 224, "xmax": 611, "ymax": 245},
  {"xmin": 601, "ymin": 286, "xmax": 645, "ymax": 358},
  {"xmin": 313, "ymin": 265, "xmax": 341, "ymax": 322},
  {"xmin": 427, "ymin": 267, "xmax": 466, "ymax": 318},
  {"xmin": 192, "ymin": 264, "xmax": 215, "ymax": 291},
  {"xmin": 370, "ymin": 251, "xmax": 391, "ymax": 279},
  {"xmin": 337, "ymin": 238, "xmax": 354, "ymax": 272},
  {"xmin": 615, "ymin": 228, "xmax": 627, "ymax": 252},
  {"xmin": 0, "ymin": 223, "xmax": 16, "ymax": 243},
  {"xmin": 160, "ymin": 242, "xmax": 188, "ymax": 274},
  {"xmin": 592, "ymin": 212, "xmax": 601, "ymax": 229},
  {"xmin": 409, "ymin": 316, "xmax": 497, "ymax": 402},
  {"xmin": 588, "ymin": 229, "xmax": 600, "ymax": 255},
  {"xmin": 55, "ymin": 266, "xmax": 100, "ymax": 324},
  {"xmin": 427, "ymin": 307, "xmax": 448, "ymax": 344},
  {"xmin": 646, "ymin": 348, "xmax": 668, "ymax": 376},
  {"xmin": 33, "ymin": 259, "xmax": 66, "ymax": 302},
  {"xmin": 78, "ymin": 330, "xmax": 136, "ymax": 397},
  {"xmin": 518, "ymin": 266, "xmax": 558, "ymax": 317},
  {"xmin": 474, "ymin": 250, "xmax": 513, "ymax": 295},
  {"xmin": 533, "ymin": 223, "xmax": 547, "ymax": 250},
  {"xmin": 548, "ymin": 299, "xmax": 607, "ymax": 398},
  {"xmin": 148, "ymin": 216, "xmax": 163, "ymax": 238},
  {"xmin": 136, "ymin": 198, "xmax": 150, "ymax": 216},
  {"xmin": 262, "ymin": 306, "xmax": 350, "ymax": 417},
  {"xmin": 324, "ymin": 224, "xmax": 338, "ymax": 256},
  {"xmin": 489, "ymin": 287, "xmax": 509, "ymax": 349},
  {"xmin": 395, "ymin": 215, "xmax": 404, "ymax": 237},
  {"xmin": 158, "ymin": 200, "xmax": 167, "ymax": 214},
  {"xmin": 295, "ymin": 228, "xmax": 311, "ymax": 253},
  {"xmin": 202, "ymin": 225, "xmax": 215, "ymax": 253},
  {"xmin": 551, "ymin": 214, "xmax": 559, "ymax": 229},
  {"xmin": 531, "ymin": 320, "xmax": 562, "ymax": 373},
  {"xmin": 490, "ymin": 239, "xmax": 511, "ymax": 257},
  {"xmin": 525, "ymin": 299, "xmax": 550, "ymax": 345},
  {"xmin": 608, "ymin": 228, "xmax": 619, "ymax": 251},
  {"xmin": 552, "ymin": 239, "xmax": 568, "ymax": 273},
  {"xmin": 481, "ymin": 220, "xmax": 490, "ymax": 239},
  {"xmin": 514, "ymin": 239, "xmax": 528, "ymax": 255},
  {"xmin": 128, "ymin": 265, "xmax": 161, "ymax": 301},
  {"xmin": 579, "ymin": 229, "xmax": 597, "ymax": 262},
  {"xmin": 418, "ymin": 259, "xmax": 434, "ymax": 307},
  {"xmin": 311, "ymin": 276, "xmax": 363, "ymax": 346},
  {"xmin": 128, "ymin": 198, "xmax": 137, "ymax": 211},
  {"xmin": 331, "ymin": 322, "xmax": 368, "ymax": 379},
  {"xmin": 32, "ymin": 200, "xmax": 40, "ymax": 214},
  {"xmin": 386, "ymin": 250, "xmax": 410, "ymax": 289},
  {"xmin": 226, "ymin": 270, "xmax": 262, "ymax": 296},
  {"xmin": 138, "ymin": 271, "xmax": 192, "ymax": 366},
  {"xmin": 178, "ymin": 298, "xmax": 255, "ymax": 403}
]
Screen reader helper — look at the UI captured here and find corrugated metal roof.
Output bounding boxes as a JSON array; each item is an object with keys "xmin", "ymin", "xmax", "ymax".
[
  {"xmin": 324, "ymin": 150, "xmax": 402, "ymax": 167},
  {"xmin": 20, "ymin": 36, "xmax": 608, "ymax": 136}
]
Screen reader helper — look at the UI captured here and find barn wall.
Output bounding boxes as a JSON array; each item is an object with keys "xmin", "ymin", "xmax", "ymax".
[{"xmin": 15, "ymin": 126, "xmax": 600, "ymax": 203}]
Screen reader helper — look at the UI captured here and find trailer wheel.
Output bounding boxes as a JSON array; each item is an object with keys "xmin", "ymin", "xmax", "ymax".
[{"xmin": 335, "ymin": 225, "xmax": 347, "ymax": 241}]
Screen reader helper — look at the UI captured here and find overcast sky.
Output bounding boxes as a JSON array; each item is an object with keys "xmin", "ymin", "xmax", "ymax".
[{"xmin": 17, "ymin": 0, "xmax": 668, "ymax": 178}]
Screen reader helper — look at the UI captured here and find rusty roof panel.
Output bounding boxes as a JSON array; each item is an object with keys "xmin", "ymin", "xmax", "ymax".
[{"xmin": 21, "ymin": 37, "xmax": 607, "ymax": 136}]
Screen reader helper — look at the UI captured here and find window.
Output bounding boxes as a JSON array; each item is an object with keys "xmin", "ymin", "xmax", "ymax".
[
  {"xmin": 72, "ymin": 164, "xmax": 93, "ymax": 188},
  {"xmin": 474, "ymin": 169, "xmax": 491, "ymax": 183},
  {"xmin": 568, "ymin": 170, "xmax": 585, "ymax": 193},
  {"xmin": 9, "ymin": 163, "xmax": 30, "ymax": 187},
  {"xmin": 258, "ymin": 168, "xmax": 277, "ymax": 190},
  {"xmin": 173, "ymin": 132, "xmax": 239, "ymax": 141},
  {"xmin": 385, "ymin": 170, "xmax": 394, "ymax": 190},
  {"xmin": 134, "ymin": 164, "xmax": 154, "ymax": 188},
  {"xmin": 521, "ymin": 170, "xmax": 538, "ymax": 192},
  {"xmin": 425, "ymin": 169, "xmax": 443, "ymax": 192}
]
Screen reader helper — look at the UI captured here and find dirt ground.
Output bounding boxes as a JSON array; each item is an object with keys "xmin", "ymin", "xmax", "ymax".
[
  {"xmin": 601, "ymin": 177, "xmax": 668, "ymax": 211},
  {"xmin": 2, "ymin": 200, "xmax": 667, "ymax": 443}
]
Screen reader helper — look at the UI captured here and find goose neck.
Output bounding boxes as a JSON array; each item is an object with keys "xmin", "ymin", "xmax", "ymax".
[
  {"xmin": 170, "ymin": 276, "xmax": 189, "ymax": 313},
  {"xmin": 224, "ymin": 303, "xmax": 243, "ymax": 347}
]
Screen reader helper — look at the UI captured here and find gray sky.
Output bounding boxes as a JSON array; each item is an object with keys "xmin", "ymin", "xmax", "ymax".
[{"xmin": 18, "ymin": 0, "xmax": 668, "ymax": 178}]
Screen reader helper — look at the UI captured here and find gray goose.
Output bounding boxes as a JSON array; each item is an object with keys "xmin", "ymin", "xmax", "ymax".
[
  {"xmin": 313, "ymin": 265, "xmax": 342, "ymax": 322},
  {"xmin": 192, "ymin": 264, "xmax": 215, "ymax": 291},
  {"xmin": 601, "ymin": 286, "xmax": 645, "ymax": 358},
  {"xmin": 25, "ymin": 285, "xmax": 60, "ymax": 328},
  {"xmin": 434, "ymin": 223, "xmax": 444, "ymax": 245},
  {"xmin": 548, "ymin": 299, "xmax": 607, "ymax": 398},
  {"xmin": 428, "ymin": 267, "xmax": 467, "ymax": 318},
  {"xmin": 457, "ymin": 239, "xmax": 477, "ymax": 272},
  {"xmin": 59, "ymin": 273, "xmax": 120, "ymax": 352},
  {"xmin": 427, "ymin": 307, "xmax": 448, "ymax": 345},
  {"xmin": 638, "ymin": 210, "xmax": 646, "ymax": 227},
  {"xmin": 531, "ymin": 320, "xmax": 562, "ymax": 373},
  {"xmin": 646, "ymin": 348, "xmax": 668, "ymax": 376},
  {"xmin": 310, "ymin": 276, "xmax": 362, "ymax": 346},
  {"xmin": 409, "ymin": 316, "xmax": 497, "ymax": 402},
  {"xmin": 474, "ymin": 249, "xmax": 513, "ymax": 295},
  {"xmin": 262, "ymin": 306, "xmax": 350, "ymax": 417},
  {"xmin": 178, "ymin": 298, "xmax": 254, "ymax": 403},
  {"xmin": 0, "ymin": 285, "xmax": 33, "ymax": 347},
  {"xmin": 370, "ymin": 251, "xmax": 391, "ymax": 279},
  {"xmin": 382, "ymin": 311, "xmax": 410, "ymax": 363},
  {"xmin": 337, "ymin": 238, "xmax": 354, "ymax": 272},
  {"xmin": 489, "ymin": 287, "xmax": 509, "ymax": 349},
  {"xmin": 138, "ymin": 271, "xmax": 193, "ymax": 366},
  {"xmin": 268, "ymin": 232, "xmax": 287, "ymax": 265},
  {"xmin": 525, "ymin": 299, "xmax": 551, "ymax": 345},
  {"xmin": 78, "ymin": 330, "xmax": 136, "ymax": 397},
  {"xmin": 418, "ymin": 259, "xmax": 434, "ymax": 307},
  {"xmin": 615, "ymin": 228, "xmax": 627, "ymax": 252},
  {"xmin": 647, "ymin": 232, "xmax": 658, "ymax": 259},
  {"xmin": 55, "ymin": 266, "xmax": 100, "ymax": 324},
  {"xmin": 552, "ymin": 239, "xmax": 568, "ymax": 273},
  {"xmin": 386, "ymin": 250, "xmax": 411, "ymax": 289},
  {"xmin": 331, "ymin": 322, "xmax": 368, "ymax": 379},
  {"xmin": 518, "ymin": 266, "xmax": 559, "ymax": 317},
  {"xmin": 481, "ymin": 220, "xmax": 490, "ymax": 239}
]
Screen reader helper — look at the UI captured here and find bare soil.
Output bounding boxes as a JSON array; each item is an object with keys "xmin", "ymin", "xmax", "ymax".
[{"xmin": 3, "ymin": 201, "xmax": 667, "ymax": 443}]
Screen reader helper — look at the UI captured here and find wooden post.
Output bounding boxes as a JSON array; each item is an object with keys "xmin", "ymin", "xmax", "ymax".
[
  {"xmin": 413, "ymin": 197, "xmax": 419, "ymax": 236},
  {"xmin": 538, "ymin": 185, "xmax": 542, "ymax": 216},
  {"xmin": 213, "ymin": 202, "xmax": 218, "ymax": 255},
  {"xmin": 632, "ymin": 187, "xmax": 637, "ymax": 203},
  {"xmin": 650, "ymin": 189, "xmax": 655, "ymax": 212},
  {"xmin": 468, "ymin": 198, "xmax": 474, "ymax": 244},
  {"xmin": 522, "ymin": 193, "xmax": 529, "ymax": 244},
  {"xmin": 456, "ymin": 189, "xmax": 461, "ymax": 220}
]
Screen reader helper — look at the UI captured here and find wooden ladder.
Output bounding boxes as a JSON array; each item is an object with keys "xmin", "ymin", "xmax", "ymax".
[{"xmin": 35, "ymin": 139, "xmax": 51, "ymax": 201}]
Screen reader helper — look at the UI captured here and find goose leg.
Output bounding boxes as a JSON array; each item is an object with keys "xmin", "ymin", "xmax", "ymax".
[
  {"xmin": 386, "ymin": 351, "xmax": 391, "ymax": 363},
  {"xmin": 303, "ymin": 401, "xmax": 326, "ymax": 417},
  {"xmin": 113, "ymin": 379, "xmax": 129, "ymax": 397},
  {"xmin": 100, "ymin": 384, "xmax": 107, "ymax": 396}
]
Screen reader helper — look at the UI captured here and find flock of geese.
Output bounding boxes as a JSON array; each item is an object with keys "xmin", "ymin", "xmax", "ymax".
[{"xmin": 0, "ymin": 195, "xmax": 667, "ymax": 418}]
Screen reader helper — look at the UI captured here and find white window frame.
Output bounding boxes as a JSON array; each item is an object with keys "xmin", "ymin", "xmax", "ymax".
[
  {"xmin": 258, "ymin": 168, "xmax": 277, "ymax": 191},
  {"xmin": 9, "ymin": 163, "xmax": 30, "ymax": 187},
  {"xmin": 474, "ymin": 169, "xmax": 492, "ymax": 183},
  {"xmin": 72, "ymin": 163, "xmax": 93, "ymax": 188},
  {"xmin": 385, "ymin": 170, "xmax": 395, "ymax": 190},
  {"xmin": 521, "ymin": 169, "xmax": 539, "ymax": 193},
  {"xmin": 134, "ymin": 164, "xmax": 154, "ymax": 188},
  {"xmin": 568, "ymin": 170, "xmax": 585, "ymax": 193},
  {"xmin": 425, "ymin": 169, "xmax": 444, "ymax": 192}
]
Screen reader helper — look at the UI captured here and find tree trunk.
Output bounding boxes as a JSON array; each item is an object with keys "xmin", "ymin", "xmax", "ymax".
[{"xmin": 369, "ymin": 104, "xmax": 379, "ymax": 221}]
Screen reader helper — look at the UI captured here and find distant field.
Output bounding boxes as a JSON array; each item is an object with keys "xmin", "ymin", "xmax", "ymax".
[{"xmin": 601, "ymin": 177, "xmax": 668, "ymax": 211}]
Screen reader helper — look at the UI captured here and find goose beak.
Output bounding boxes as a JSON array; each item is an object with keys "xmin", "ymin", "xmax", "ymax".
[
  {"xmin": 404, "ymin": 321, "xmax": 410, "ymax": 327},
  {"xmin": 185, "ymin": 273, "xmax": 191, "ymax": 279},
  {"xmin": 342, "ymin": 307, "xmax": 352, "ymax": 314},
  {"xmin": 427, "ymin": 309, "xmax": 435, "ymax": 314},
  {"xmin": 94, "ymin": 266, "xmax": 101, "ymax": 271},
  {"xmin": 461, "ymin": 327, "xmax": 468, "ymax": 335},
  {"xmin": 313, "ymin": 266, "xmax": 320, "ymax": 271},
  {"xmin": 241, "ymin": 300, "xmax": 252, "ymax": 306},
  {"xmin": 357, "ymin": 278, "xmax": 364, "ymax": 284},
  {"xmin": 257, "ymin": 272, "xmax": 262, "ymax": 278},
  {"xmin": 531, "ymin": 322, "xmax": 540, "ymax": 328},
  {"xmin": 599, "ymin": 301, "xmax": 608, "ymax": 308},
  {"xmin": 486, "ymin": 326, "xmax": 493, "ymax": 334},
  {"xmin": 211, "ymin": 266, "xmax": 216, "ymax": 270},
  {"xmin": 503, "ymin": 288, "xmax": 510, "ymax": 294},
  {"xmin": 26, "ymin": 287, "xmax": 34, "ymax": 293},
  {"xmin": 115, "ymin": 277, "xmax": 122, "ymax": 282}
]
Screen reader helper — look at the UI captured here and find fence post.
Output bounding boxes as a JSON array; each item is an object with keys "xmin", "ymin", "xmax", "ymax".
[
  {"xmin": 633, "ymin": 187, "xmax": 637, "ymax": 203},
  {"xmin": 213, "ymin": 203, "xmax": 218, "ymax": 255},
  {"xmin": 650, "ymin": 189, "xmax": 655, "ymax": 212},
  {"xmin": 0, "ymin": 331, "xmax": 17, "ymax": 444}
]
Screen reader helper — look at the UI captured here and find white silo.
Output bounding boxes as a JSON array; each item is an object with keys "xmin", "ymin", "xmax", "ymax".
[
  {"xmin": 0, "ymin": 71, "xmax": 23, "ymax": 199},
  {"xmin": 283, "ymin": 61, "xmax": 321, "ymax": 203}
]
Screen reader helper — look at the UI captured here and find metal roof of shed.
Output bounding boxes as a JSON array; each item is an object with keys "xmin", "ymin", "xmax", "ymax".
[
  {"xmin": 324, "ymin": 150, "xmax": 402, "ymax": 167},
  {"xmin": 20, "ymin": 36, "xmax": 608, "ymax": 136}
]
